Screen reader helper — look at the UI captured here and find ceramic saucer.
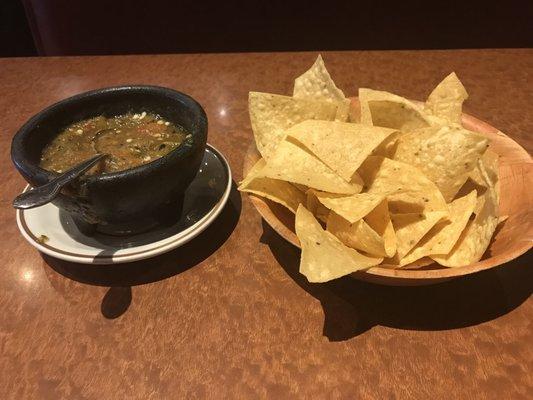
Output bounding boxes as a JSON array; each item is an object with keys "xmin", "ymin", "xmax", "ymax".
[{"xmin": 16, "ymin": 144, "xmax": 232, "ymax": 264}]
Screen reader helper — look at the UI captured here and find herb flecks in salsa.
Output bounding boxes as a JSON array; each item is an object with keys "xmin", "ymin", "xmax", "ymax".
[{"xmin": 40, "ymin": 112, "xmax": 187, "ymax": 174}]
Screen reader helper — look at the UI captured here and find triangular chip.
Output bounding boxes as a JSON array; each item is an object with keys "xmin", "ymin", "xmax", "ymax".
[
  {"xmin": 286, "ymin": 120, "xmax": 395, "ymax": 181},
  {"xmin": 296, "ymin": 205, "xmax": 382, "ymax": 282},
  {"xmin": 292, "ymin": 183, "xmax": 309, "ymax": 193},
  {"xmin": 480, "ymin": 149, "xmax": 499, "ymax": 185},
  {"xmin": 306, "ymin": 190, "xmax": 330, "ymax": 223},
  {"xmin": 371, "ymin": 131, "xmax": 405, "ymax": 158},
  {"xmin": 238, "ymin": 159, "xmax": 306, "ymax": 213},
  {"xmin": 391, "ymin": 211, "xmax": 448, "ymax": 259},
  {"xmin": 467, "ymin": 149, "xmax": 499, "ymax": 199},
  {"xmin": 399, "ymin": 190, "xmax": 477, "ymax": 265},
  {"xmin": 259, "ymin": 139, "xmax": 362, "ymax": 194},
  {"xmin": 335, "ymin": 99, "xmax": 351, "ymax": 122},
  {"xmin": 468, "ymin": 163, "xmax": 487, "ymax": 187},
  {"xmin": 314, "ymin": 191, "xmax": 385, "ymax": 223},
  {"xmin": 432, "ymin": 186, "xmax": 499, "ymax": 267},
  {"xmin": 293, "ymin": 55, "xmax": 346, "ymax": 103},
  {"xmin": 364, "ymin": 200, "xmax": 397, "ymax": 258},
  {"xmin": 358, "ymin": 156, "xmax": 447, "ymax": 213},
  {"xmin": 394, "ymin": 125, "xmax": 489, "ymax": 202},
  {"xmin": 359, "ymin": 88, "xmax": 431, "ymax": 131},
  {"xmin": 249, "ymin": 92, "xmax": 337, "ymax": 159},
  {"xmin": 478, "ymin": 148, "xmax": 500, "ymax": 203},
  {"xmin": 425, "ymin": 72, "xmax": 468, "ymax": 124},
  {"xmin": 327, "ymin": 212, "xmax": 388, "ymax": 257}
]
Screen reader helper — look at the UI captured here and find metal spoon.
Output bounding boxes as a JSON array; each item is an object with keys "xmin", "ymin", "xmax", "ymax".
[{"xmin": 13, "ymin": 153, "xmax": 106, "ymax": 210}]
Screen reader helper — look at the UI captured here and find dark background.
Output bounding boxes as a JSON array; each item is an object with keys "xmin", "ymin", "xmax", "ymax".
[{"xmin": 1, "ymin": 0, "xmax": 532, "ymax": 57}]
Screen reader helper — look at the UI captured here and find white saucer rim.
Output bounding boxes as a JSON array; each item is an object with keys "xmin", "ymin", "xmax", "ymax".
[{"xmin": 16, "ymin": 144, "xmax": 233, "ymax": 265}]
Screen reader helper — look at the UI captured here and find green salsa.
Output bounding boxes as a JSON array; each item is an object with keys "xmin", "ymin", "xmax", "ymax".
[{"xmin": 40, "ymin": 112, "xmax": 188, "ymax": 174}]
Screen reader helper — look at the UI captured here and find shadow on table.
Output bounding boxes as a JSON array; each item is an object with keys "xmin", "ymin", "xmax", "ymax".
[
  {"xmin": 260, "ymin": 220, "xmax": 533, "ymax": 342},
  {"xmin": 41, "ymin": 182, "xmax": 241, "ymax": 318}
]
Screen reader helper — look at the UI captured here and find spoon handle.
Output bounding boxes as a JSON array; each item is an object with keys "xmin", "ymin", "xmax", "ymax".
[{"xmin": 13, "ymin": 154, "xmax": 106, "ymax": 210}]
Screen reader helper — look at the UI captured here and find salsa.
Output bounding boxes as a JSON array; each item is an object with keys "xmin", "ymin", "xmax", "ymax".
[{"xmin": 40, "ymin": 112, "xmax": 188, "ymax": 174}]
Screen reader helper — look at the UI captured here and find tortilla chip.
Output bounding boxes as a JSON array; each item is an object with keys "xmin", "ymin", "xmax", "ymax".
[
  {"xmin": 364, "ymin": 200, "xmax": 397, "ymax": 258},
  {"xmin": 467, "ymin": 149, "xmax": 499, "ymax": 201},
  {"xmin": 249, "ymin": 92, "xmax": 337, "ymax": 159},
  {"xmin": 371, "ymin": 131, "xmax": 405, "ymax": 158},
  {"xmin": 306, "ymin": 190, "xmax": 330, "ymax": 223},
  {"xmin": 286, "ymin": 120, "xmax": 395, "ymax": 181},
  {"xmin": 259, "ymin": 139, "xmax": 362, "ymax": 194},
  {"xmin": 394, "ymin": 125, "xmax": 489, "ymax": 202},
  {"xmin": 293, "ymin": 55, "xmax": 346, "ymax": 103},
  {"xmin": 327, "ymin": 212, "xmax": 388, "ymax": 257},
  {"xmin": 432, "ymin": 187, "xmax": 498, "ymax": 267},
  {"xmin": 313, "ymin": 191, "xmax": 385, "ymax": 223},
  {"xmin": 399, "ymin": 190, "xmax": 477, "ymax": 265},
  {"xmin": 335, "ymin": 99, "xmax": 351, "ymax": 122},
  {"xmin": 292, "ymin": 183, "xmax": 309, "ymax": 193},
  {"xmin": 391, "ymin": 211, "xmax": 448, "ymax": 259},
  {"xmin": 468, "ymin": 163, "xmax": 486, "ymax": 187},
  {"xmin": 480, "ymin": 149, "xmax": 499, "ymax": 185},
  {"xmin": 238, "ymin": 159, "xmax": 306, "ymax": 213},
  {"xmin": 479, "ymin": 149, "xmax": 500, "ymax": 203},
  {"xmin": 359, "ymin": 88, "xmax": 431, "ymax": 131},
  {"xmin": 425, "ymin": 72, "xmax": 468, "ymax": 124},
  {"xmin": 358, "ymin": 156, "xmax": 447, "ymax": 213},
  {"xmin": 296, "ymin": 205, "xmax": 382, "ymax": 282}
]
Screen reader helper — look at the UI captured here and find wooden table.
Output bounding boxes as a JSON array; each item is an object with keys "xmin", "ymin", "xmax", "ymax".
[{"xmin": 1, "ymin": 50, "xmax": 531, "ymax": 399}]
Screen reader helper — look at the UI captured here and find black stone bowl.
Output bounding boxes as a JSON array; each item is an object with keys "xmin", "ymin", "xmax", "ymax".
[{"xmin": 11, "ymin": 86, "xmax": 208, "ymax": 235}]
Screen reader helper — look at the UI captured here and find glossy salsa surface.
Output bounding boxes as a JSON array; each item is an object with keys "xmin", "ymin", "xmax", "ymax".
[{"xmin": 40, "ymin": 112, "xmax": 188, "ymax": 174}]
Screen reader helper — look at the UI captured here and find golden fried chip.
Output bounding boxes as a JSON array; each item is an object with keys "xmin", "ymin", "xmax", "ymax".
[
  {"xmin": 432, "ymin": 187, "xmax": 498, "ymax": 267},
  {"xmin": 371, "ymin": 131, "xmax": 405, "ymax": 158},
  {"xmin": 259, "ymin": 139, "xmax": 362, "ymax": 194},
  {"xmin": 358, "ymin": 156, "xmax": 447, "ymax": 213},
  {"xmin": 394, "ymin": 125, "xmax": 489, "ymax": 202},
  {"xmin": 480, "ymin": 149, "xmax": 499, "ymax": 184},
  {"xmin": 292, "ymin": 183, "xmax": 309, "ymax": 193},
  {"xmin": 335, "ymin": 99, "xmax": 351, "ymax": 122},
  {"xmin": 293, "ymin": 55, "xmax": 346, "ymax": 103},
  {"xmin": 327, "ymin": 200, "xmax": 397, "ymax": 258},
  {"xmin": 364, "ymin": 200, "xmax": 397, "ymax": 258},
  {"xmin": 313, "ymin": 191, "xmax": 385, "ymax": 223},
  {"xmin": 399, "ymin": 190, "xmax": 477, "ymax": 265},
  {"xmin": 391, "ymin": 211, "xmax": 448, "ymax": 259},
  {"xmin": 467, "ymin": 148, "xmax": 499, "ymax": 201},
  {"xmin": 468, "ymin": 163, "xmax": 486, "ymax": 187},
  {"xmin": 306, "ymin": 190, "xmax": 330, "ymax": 223},
  {"xmin": 286, "ymin": 120, "xmax": 395, "ymax": 181},
  {"xmin": 249, "ymin": 92, "xmax": 337, "ymax": 159},
  {"xmin": 327, "ymin": 213, "xmax": 388, "ymax": 257},
  {"xmin": 478, "ymin": 149, "xmax": 500, "ymax": 203},
  {"xmin": 296, "ymin": 205, "xmax": 383, "ymax": 282},
  {"xmin": 238, "ymin": 159, "xmax": 306, "ymax": 213},
  {"xmin": 425, "ymin": 72, "xmax": 468, "ymax": 124},
  {"xmin": 359, "ymin": 88, "xmax": 431, "ymax": 131}
]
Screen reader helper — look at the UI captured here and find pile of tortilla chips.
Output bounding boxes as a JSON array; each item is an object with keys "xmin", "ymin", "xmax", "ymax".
[{"xmin": 239, "ymin": 55, "xmax": 502, "ymax": 282}]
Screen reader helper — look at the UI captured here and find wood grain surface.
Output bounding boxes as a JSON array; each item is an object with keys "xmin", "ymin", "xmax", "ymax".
[{"xmin": 0, "ymin": 50, "xmax": 532, "ymax": 399}]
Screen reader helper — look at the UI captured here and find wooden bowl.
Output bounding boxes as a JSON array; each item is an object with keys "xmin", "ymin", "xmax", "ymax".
[{"xmin": 243, "ymin": 99, "xmax": 533, "ymax": 286}]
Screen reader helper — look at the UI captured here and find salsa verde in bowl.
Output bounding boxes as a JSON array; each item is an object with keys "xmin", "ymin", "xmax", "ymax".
[
  {"xmin": 40, "ymin": 112, "xmax": 189, "ymax": 174},
  {"xmin": 11, "ymin": 86, "xmax": 208, "ymax": 235}
]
